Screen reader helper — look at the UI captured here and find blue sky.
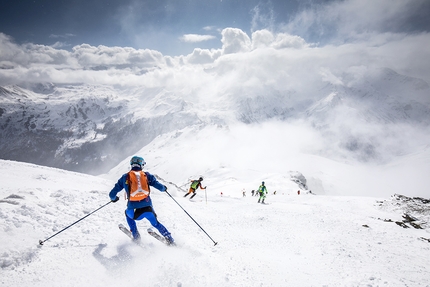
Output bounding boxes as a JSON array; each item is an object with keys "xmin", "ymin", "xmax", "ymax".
[
  {"xmin": 1, "ymin": 0, "xmax": 302, "ymax": 55},
  {"xmin": 2, "ymin": 0, "xmax": 429, "ymax": 56}
]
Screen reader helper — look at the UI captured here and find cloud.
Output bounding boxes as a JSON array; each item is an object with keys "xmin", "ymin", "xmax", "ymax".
[
  {"xmin": 49, "ymin": 33, "xmax": 76, "ymax": 39},
  {"xmin": 0, "ymin": 33, "xmax": 170, "ymax": 86},
  {"xmin": 251, "ymin": 29, "xmax": 274, "ymax": 49},
  {"xmin": 186, "ymin": 48, "xmax": 221, "ymax": 65},
  {"xmin": 220, "ymin": 28, "xmax": 251, "ymax": 54},
  {"xmin": 251, "ymin": 30, "xmax": 309, "ymax": 50},
  {"xmin": 180, "ymin": 34, "xmax": 216, "ymax": 43},
  {"xmin": 250, "ymin": 1, "xmax": 275, "ymax": 32},
  {"xmin": 71, "ymin": 44, "xmax": 165, "ymax": 69},
  {"xmin": 1, "ymin": 15, "xmax": 430, "ymax": 194},
  {"xmin": 272, "ymin": 33, "xmax": 309, "ymax": 49},
  {"xmin": 203, "ymin": 26, "xmax": 217, "ymax": 31},
  {"xmin": 1, "ymin": 6, "xmax": 430, "ymax": 89},
  {"xmin": 284, "ymin": 0, "xmax": 429, "ymax": 43},
  {"xmin": 51, "ymin": 42, "xmax": 71, "ymax": 49},
  {"xmin": 0, "ymin": 33, "xmax": 22, "ymax": 62},
  {"xmin": 0, "ymin": 34, "xmax": 74, "ymax": 68},
  {"xmin": 319, "ymin": 68, "xmax": 343, "ymax": 86}
]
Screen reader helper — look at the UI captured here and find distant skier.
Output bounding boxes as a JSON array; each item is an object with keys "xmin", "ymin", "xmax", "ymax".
[
  {"xmin": 251, "ymin": 190, "xmax": 255, "ymax": 196},
  {"xmin": 184, "ymin": 177, "xmax": 206, "ymax": 199},
  {"xmin": 109, "ymin": 156, "xmax": 174, "ymax": 244},
  {"xmin": 258, "ymin": 181, "xmax": 268, "ymax": 204},
  {"xmin": 242, "ymin": 188, "xmax": 246, "ymax": 197}
]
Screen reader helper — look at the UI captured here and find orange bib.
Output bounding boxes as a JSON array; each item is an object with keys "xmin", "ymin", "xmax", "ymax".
[{"xmin": 127, "ymin": 171, "xmax": 150, "ymax": 201}]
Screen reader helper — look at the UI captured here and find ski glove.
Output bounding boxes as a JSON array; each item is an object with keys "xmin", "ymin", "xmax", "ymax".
[
  {"xmin": 111, "ymin": 196, "xmax": 120, "ymax": 203},
  {"xmin": 163, "ymin": 186, "xmax": 168, "ymax": 192}
]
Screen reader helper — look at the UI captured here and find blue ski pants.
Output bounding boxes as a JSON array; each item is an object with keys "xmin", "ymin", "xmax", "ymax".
[{"xmin": 125, "ymin": 207, "xmax": 171, "ymax": 237}]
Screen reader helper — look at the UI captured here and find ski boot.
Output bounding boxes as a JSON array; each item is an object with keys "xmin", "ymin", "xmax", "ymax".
[
  {"xmin": 132, "ymin": 229, "xmax": 141, "ymax": 241},
  {"xmin": 164, "ymin": 234, "xmax": 175, "ymax": 246}
]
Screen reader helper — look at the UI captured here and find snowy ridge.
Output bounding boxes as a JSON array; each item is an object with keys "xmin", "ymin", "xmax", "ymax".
[{"xmin": 1, "ymin": 159, "xmax": 429, "ymax": 286}]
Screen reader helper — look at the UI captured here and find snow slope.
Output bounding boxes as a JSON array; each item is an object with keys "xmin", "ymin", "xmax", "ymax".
[
  {"xmin": 104, "ymin": 123, "xmax": 430, "ymax": 199},
  {"xmin": 1, "ymin": 159, "xmax": 429, "ymax": 287}
]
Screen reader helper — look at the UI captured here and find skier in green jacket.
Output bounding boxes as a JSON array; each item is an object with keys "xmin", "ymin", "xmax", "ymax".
[
  {"xmin": 258, "ymin": 181, "xmax": 268, "ymax": 204},
  {"xmin": 184, "ymin": 177, "xmax": 206, "ymax": 199}
]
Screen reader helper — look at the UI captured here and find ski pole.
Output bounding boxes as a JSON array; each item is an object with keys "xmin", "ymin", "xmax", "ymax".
[
  {"xmin": 39, "ymin": 201, "xmax": 112, "ymax": 245},
  {"xmin": 179, "ymin": 181, "xmax": 190, "ymax": 188},
  {"xmin": 165, "ymin": 190, "xmax": 218, "ymax": 246},
  {"xmin": 205, "ymin": 187, "xmax": 207, "ymax": 204}
]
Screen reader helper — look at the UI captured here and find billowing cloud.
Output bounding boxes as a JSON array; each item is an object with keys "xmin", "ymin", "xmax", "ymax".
[
  {"xmin": 71, "ymin": 44, "xmax": 165, "ymax": 69},
  {"xmin": 252, "ymin": 30, "xmax": 309, "ymax": 50},
  {"xmin": 0, "ymin": 34, "xmax": 171, "ymax": 85},
  {"xmin": 251, "ymin": 29, "xmax": 274, "ymax": 49},
  {"xmin": 1, "ymin": 0, "xmax": 430, "ymax": 87},
  {"xmin": 186, "ymin": 48, "xmax": 221, "ymax": 65},
  {"xmin": 221, "ymin": 28, "xmax": 251, "ymax": 54}
]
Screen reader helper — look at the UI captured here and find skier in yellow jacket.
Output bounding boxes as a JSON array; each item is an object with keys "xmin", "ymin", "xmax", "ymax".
[{"xmin": 258, "ymin": 181, "xmax": 268, "ymax": 204}]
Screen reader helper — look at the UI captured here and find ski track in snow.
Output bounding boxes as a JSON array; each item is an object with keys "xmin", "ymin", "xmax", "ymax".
[{"xmin": 1, "ymin": 159, "xmax": 430, "ymax": 287}]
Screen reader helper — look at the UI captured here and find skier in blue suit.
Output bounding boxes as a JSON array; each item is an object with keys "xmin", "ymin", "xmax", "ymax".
[{"xmin": 109, "ymin": 155, "xmax": 174, "ymax": 244}]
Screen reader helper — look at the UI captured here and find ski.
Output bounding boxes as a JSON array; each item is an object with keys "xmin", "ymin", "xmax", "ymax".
[
  {"xmin": 147, "ymin": 228, "xmax": 175, "ymax": 246},
  {"xmin": 119, "ymin": 224, "xmax": 174, "ymax": 246},
  {"xmin": 119, "ymin": 223, "xmax": 134, "ymax": 239},
  {"xmin": 118, "ymin": 223, "xmax": 144, "ymax": 247}
]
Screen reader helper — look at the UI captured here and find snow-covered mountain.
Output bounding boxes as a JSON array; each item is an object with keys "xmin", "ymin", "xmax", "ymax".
[
  {"xmin": 1, "ymin": 159, "xmax": 429, "ymax": 286},
  {"xmin": 1, "ymin": 67, "xmax": 429, "ymax": 175},
  {"xmin": 0, "ymin": 84, "xmax": 201, "ymax": 174}
]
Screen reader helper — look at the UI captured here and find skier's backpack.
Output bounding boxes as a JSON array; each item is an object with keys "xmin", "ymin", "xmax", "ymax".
[
  {"xmin": 127, "ymin": 171, "xmax": 150, "ymax": 201},
  {"xmin": 190, "ymin": 180, "xmax": 200, "ymax": 189}
]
